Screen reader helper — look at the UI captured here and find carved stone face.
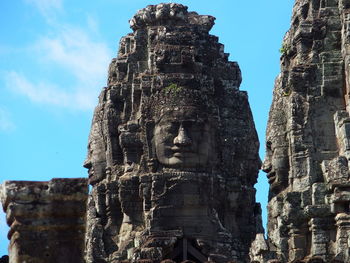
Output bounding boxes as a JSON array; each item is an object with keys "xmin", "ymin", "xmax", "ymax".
[
  {"xmin": 154, "ymin": 106, "xmax": 214, "ymax": 169},
  {"xmin": 83, "ymin": 122, "xmax": 107, "ymax": 184},
  {"xmin": 262, "ymin": 139, "xmax": 289, "ymax": 194}
]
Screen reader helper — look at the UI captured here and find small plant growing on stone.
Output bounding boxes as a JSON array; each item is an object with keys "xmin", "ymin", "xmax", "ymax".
[
  {"xmin": 282, "ymin": 84, "xmax": 291, "ymax": 97},
  {"xmin": 164, "ymin": 83, "xmax": 182, "ymax": 93},
  {"xmin": 282, "ymin": 89, "xmax": 291, "ymax": 97},
  {"xmin": 279, "ymin": 44, "xmax": 290, "ymax": 56}
]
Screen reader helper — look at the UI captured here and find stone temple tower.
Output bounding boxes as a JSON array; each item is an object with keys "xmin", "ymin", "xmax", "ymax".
[
  {"xmin": 5, "ymin": 2, "xmax": 350, "ymax": 263},
  {"xmin": 84, "ymin": 3, "xmax": 261, "ymax": 263},
  {"xmin": 263, "ymin": 0, "xmax": 350, "ymax": 262}
]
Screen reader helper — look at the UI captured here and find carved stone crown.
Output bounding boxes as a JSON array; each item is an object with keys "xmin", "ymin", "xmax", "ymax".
[
  {"xmin": 143, "ymin": 86, "xmax": 217, "ymax": 123},
  {"xmin": 129, "ymin": 3, "xmax": 215, "ymax": 32}
]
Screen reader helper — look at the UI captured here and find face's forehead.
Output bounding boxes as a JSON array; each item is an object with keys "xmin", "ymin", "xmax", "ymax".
[{"xmin": 156, "ymin": 106, "xmax": 207, "ymax": 124}]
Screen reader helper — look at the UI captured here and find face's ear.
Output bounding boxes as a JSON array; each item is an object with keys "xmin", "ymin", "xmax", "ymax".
[
  {"xmin": 145, "ymin": 121, "xmax": 155, "ymax": 156},
  {"xmin": 209, "ymin": 137, "xmax": 218, "ymax": 170},
  {"xmin": 145, "ymin": 121, "xmax": 158, "ymax": 172}
]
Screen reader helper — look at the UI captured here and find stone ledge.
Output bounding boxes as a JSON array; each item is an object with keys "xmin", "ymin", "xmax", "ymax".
[{"xmin": 0, "ymin": 178, "xmax": 88, "ymax": 210}]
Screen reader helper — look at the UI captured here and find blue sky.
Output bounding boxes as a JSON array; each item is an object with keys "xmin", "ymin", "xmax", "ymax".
[{"xmin": 0, "ymin": 0, "xmax": 294, "ymax": 256}]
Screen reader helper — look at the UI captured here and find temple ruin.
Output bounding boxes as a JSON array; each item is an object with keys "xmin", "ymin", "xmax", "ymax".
[{"xmin": 2, "ymin": 1, "xmax": 350, "ymax": 262}]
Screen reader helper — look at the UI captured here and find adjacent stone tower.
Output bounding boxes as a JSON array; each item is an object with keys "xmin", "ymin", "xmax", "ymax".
[
  {"xmin": 84, "ymin": 3, "xmax": 261, "ymax": 263},
  {"xmin": 263, "ymin": 0, "xmax": 350, "ymax": 262}
]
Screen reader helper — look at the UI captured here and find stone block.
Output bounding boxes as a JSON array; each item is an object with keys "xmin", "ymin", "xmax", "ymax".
[
  {"xmin": 289, "ymin": 235, "xmax": 307, "ymax": 249},
  {"xmin": 312, "ymin": 183, "xmax": 327, "ymax": 205}
]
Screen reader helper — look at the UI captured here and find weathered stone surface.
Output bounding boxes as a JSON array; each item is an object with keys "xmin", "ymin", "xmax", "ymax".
[
  {"xmin": 263, "ymin": 0, "xmax": 350, "ymax": 262},
  {"xmin": 0, "ymin": 178, "xmax": 88, "ymax": 263},
  {"xmin": 84, "ymin": 3, "xmax": 261, "ymax": 263}
]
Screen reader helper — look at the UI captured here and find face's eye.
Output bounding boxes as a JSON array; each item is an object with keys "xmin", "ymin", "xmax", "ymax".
[
  {"xmin": 182, "ymin": 121, "xmax": 193, "ymax": 130},
  {"xmin": 159, "ymin": 122, "xmax": 178, "ymax": 134},
  {"xmin": 266, "ymin": 141, "xmax": 272, "ymax": 150},
  {"xmin": 182, "ymin": 120, "xmax": 206, "ymax": 131}
]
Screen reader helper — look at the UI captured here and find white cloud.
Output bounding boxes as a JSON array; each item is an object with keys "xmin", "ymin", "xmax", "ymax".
[
  {"xmin": 24, "ymin": 0, "xmax": 63, "ymax": 21},
  {"xmin": 35, "ymin": 26, "xmax": 110, "ymax": 87},
  {"xmin": 0, "ymin": 108, "xmax": 15, "ymax": 132},
  {"xmin": 9, "ymin": 1, "xmax": 112, "ymax": 111},
  {"xmin": 5, "ymin": 71, "xmax": 69, "ymax": 106},
  {"xmin": 33, "ymin": 26, "xmax": 111, "ymax": 109},
  {"xmin": 87, "ymin": 15, "xmax": 99, "ymax": 34},
  {"xmin": 5, "ymin": 71, "xmax": 100, "ymax": 110}
]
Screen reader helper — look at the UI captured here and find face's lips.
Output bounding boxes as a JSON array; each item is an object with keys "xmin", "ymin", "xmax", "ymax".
[
  {"xmin": 170, "ymin": 147, "xmax": 195, "ymax": 159},
  {"xmin": 171, "ymin": 146, "xmax": 193, "ymax": 153},
  {"xmin": 173, "ymin": 152, "xmax": 193, "ymax": 158},
  {"xmin": 267, "ymin": 171, "xmax": 276, "ymax": 184},
  {"xmin": 88, "ymin": 168, "xmax": 94, "ymax": 178}
]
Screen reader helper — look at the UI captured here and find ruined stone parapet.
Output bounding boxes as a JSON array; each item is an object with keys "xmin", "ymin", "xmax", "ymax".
[
  {"xmin": 0, "ymin": 178, "xmax": 88, "ymax": 263},
  {"xmin": 263, "ymin": 0, "xmax": 350, "ymax": 262},
  {"xmin": 85, "ymin": 3, "xmax": 261, "ymax": 263}
]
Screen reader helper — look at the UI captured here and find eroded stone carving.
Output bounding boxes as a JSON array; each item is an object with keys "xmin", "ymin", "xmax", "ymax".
[{"xmin": 84, "ymin": 3, "xmax": 261, "ymax": 263}]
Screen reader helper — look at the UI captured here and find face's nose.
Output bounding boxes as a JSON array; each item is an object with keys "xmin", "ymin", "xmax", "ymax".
[
  {"xmin": 262, "ymin": 140, "xmax": 272, "ymax": 173},
  {"xmin": 262, "ymin": 158, "xmax": 272, "ymax": 173},
  {"xmin": 173, "ymin": 124, "xmax": 192, "ymax": 146},
  {"xmin": 83, "ymin": 159, "xmax": 92, "ymax": 169}
]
